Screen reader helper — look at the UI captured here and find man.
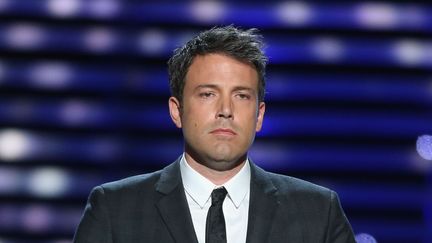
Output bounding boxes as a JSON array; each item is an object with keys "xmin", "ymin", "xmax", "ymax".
[{"xmin": 74, "ymin": 26, "xmax": 356, "ymax": 243}]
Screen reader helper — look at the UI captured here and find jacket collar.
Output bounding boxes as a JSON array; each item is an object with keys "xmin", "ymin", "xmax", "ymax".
[
  {"xmin": 246, "ymin": 160, "xmax": 280, "ymax": 243},
  {"xmin": 155, "ymin": 157, "xmax": 199, "ymax": 243}
]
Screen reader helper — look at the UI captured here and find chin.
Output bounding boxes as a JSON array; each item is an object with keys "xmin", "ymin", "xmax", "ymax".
[
  {"xmin": 213, "ymin": 143, "xmax": 235, "ymax": 156},
  {"xmin": 205, "ymin": 152, "xmax": 246, "ymax": 170},
  {"xmin": 205, "ymin": 159, "xmax": 242, "ymax": 172}
]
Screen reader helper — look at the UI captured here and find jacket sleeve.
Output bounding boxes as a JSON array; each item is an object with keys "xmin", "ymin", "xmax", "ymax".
[
  {"xmin": 73, "ymin": 186, "xmax": 113, "ymax": 243},
  {"xmin": 325, "ymin": 191, "xmax": 356, "ymax": 243}
]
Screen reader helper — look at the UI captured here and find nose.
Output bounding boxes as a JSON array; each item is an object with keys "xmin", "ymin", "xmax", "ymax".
[{"xmin": 216, "ymin": 95, "xmax": 233, "ymax": 119}]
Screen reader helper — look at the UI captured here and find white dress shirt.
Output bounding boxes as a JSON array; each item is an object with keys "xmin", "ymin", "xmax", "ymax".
[{"xmin": 180, "ymin": 154, "xmax": 251, "ymax": 243}]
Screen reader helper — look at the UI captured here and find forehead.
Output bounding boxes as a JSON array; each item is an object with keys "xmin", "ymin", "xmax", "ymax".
[{"xmin": 185, "ymin": 53, "xmax": 258, "ymax": 89}]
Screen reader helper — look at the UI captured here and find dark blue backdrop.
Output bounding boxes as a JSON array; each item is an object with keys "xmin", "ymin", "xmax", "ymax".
[{"xmin": 0, "ymin": 1, "xmax": 431, "ymax": 242}]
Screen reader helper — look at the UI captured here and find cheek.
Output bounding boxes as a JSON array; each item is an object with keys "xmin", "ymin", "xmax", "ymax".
[{"xmin": 242, "ymin": 108, "xmax": 258, "ymax": 123}]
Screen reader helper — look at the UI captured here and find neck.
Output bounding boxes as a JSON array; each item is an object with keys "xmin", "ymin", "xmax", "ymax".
[{"xmin": 184, "ymin": 153, "xmax": 246, "ymax": 185}]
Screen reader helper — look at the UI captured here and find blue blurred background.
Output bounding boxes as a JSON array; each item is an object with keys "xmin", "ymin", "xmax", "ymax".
[{"xmin": 0, "ymin": 0, "xmax": 431, "ymax": 242}]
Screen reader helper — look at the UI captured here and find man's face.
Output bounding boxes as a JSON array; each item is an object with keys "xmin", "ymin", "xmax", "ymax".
[{"xmin": 169, "ymin": 53, "xmax": 265, "ymax": 171}]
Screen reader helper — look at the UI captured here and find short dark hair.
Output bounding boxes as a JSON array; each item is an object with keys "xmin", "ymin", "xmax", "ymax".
[{"xmin": 168, "ymin": 25, "xmax": 268, "ymax": 103}]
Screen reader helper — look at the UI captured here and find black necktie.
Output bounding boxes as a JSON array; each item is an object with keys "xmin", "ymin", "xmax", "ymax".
[{"xmin": 206, "ymin": 187, "xmax": 228, "ymax": 243}]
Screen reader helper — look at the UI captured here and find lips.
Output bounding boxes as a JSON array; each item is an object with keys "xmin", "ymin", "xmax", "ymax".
[{"xmin": 210, "ymin": 128, "xmax": 237, "ymax": 136}]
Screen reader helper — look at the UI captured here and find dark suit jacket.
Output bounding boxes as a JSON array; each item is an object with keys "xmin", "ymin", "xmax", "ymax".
[{"xmin": 73, "ymin": 159, "xmax": 356, "ymax": 243}]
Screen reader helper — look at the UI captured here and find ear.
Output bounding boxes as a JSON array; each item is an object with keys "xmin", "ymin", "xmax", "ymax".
[
  {"xmin": 255, "ymin": 101, "xmax": 265, "ymax": 132},
  {"xmin": 168, "ymin": 97, "xmax": 182, "ymax": 128}
]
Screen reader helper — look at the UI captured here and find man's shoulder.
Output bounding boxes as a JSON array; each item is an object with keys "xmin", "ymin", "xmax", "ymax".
[
  {"xmin": 268, "ymin": 171, "xmax": 329, "ymax": 191},
  {"xmin": 97, "ymin": 159, "xmax": 180, "ymax": 194},
  {"xmin": 261, "ymin": 169, "xmax": 334, "ymax": 200},
  {"xmin": 99, "ymin": 169, "xmax": 163, "ymax": 193}
]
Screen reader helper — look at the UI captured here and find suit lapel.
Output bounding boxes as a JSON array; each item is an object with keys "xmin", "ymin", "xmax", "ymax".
[
  {"xmin": 246, "ymin": 162, "xmax": 280, "ymax": 243},
  {"xmin": 155, "ymin": 160, "xmax": 199, "ymax": 243}
]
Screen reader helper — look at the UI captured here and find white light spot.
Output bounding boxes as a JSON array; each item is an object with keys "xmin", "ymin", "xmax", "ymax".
[
  {"xmin": 60, "ymin": 100, "xmax": 92, "ymax": 126},
  {"xmin": 30, "ymin": 62, "xmax": 72, "ymax": 89},
  {"xmin": 47, "ymin": 0, "xmax": 81, "ymax": 17},
  {"xmin": 276, "ymin": 1, "xmax": 312, "ymax": 26},
  {"xmin": 87, "ymin": 0, "xmax": 120, "ymax": 18},
  {"xmin": 417, "ymin": 135, "xmax": 432, "ymax": 161},
  {"xmin": 311, "ymin": 37, "xmax": 344, "ymax": 62},
  {"xmin": 83, "ymin": 28, "xmax": 116, "ymax": 52},
  {"xmin": 355, "ymin": 233, "xmax": 377, "ymax": 243},
  {"xmin": 190, "ymin": 0, "xmax": 225, "ymax": 23},
  {"xmin": 356, "ymin": 3, "xmax": 398, "ymax": 29},
  {"xmin": 138, "ymin": 29, "xmax": 167, "ymax": 55},
  {"xmin": 27, "ymin": 167, "xmax": 69, "ymax": 197},
  {"xmin": 0, "ymin": 129, "xmax": 32, "ymax": 161},
  {"xmin": 5, "ymin": 24, "xmax": 45, "ymax": 49},
  {"xmin": 393, "ymin": 40, "xmax": 425, "ymax": 66}
]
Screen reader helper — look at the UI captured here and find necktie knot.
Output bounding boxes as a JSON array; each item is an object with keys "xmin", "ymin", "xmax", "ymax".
[{"xmin": 211, "ymin": 187, "xmax": 227, "ymax": 206}]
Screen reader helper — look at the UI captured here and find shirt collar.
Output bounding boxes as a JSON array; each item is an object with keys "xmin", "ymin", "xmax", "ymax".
[{"xmin": 180, "ymin": 153, "xmax": 251, "ymax": 209}]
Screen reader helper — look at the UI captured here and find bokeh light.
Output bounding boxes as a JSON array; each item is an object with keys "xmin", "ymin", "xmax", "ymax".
[
  {"xmin": 30, "ymin": 62, "xmax": 72, "ymax": 89},
  {"xmin": 311, "ymin": 37, "xmax": 345, "ymax": 62},
  {"xmin": 393, "ymin": 40, "xmax": 426, "ymax": 66},
  {"xmin": 47, "ymin": 0, "xmax": 81, "ymax": 18},
  {"xmin": 355, "ymin": 233, "xmax": 377, "ymax": 243},
  {"xmin": 27, "ymin": 167, "xmax": 70, "ymax": 198},
  {"xmin": 0, "ymin": 129, "xmax": 32, "ymax": 161},
  {"xmin": 138, "ymin": 29, "xmax": 168, "ymax": 55},
  {"xmin": 276, "ymin": 1, "xmax": 312, "ymax": 26},
  {"xmin": 417, "ymin": 135, "xmax": 432, "ymax": 161},
  {"xmin": 83, "ymin": 27, "xmax": 117, "ymax": 53},
  {"xmin": 87, "ymin": 0, "xmax": 120, "ymax": 18},
  {"xmin": 5, "ymin": 24, "xmax": 46, "ymax": 49},
  {"xmin": 356, "ymin": 3, "xmax": 397, "ymax": 29},
  {"xmin": 190, "ymin": 0, "xmax": 226, "ymax": 23}
]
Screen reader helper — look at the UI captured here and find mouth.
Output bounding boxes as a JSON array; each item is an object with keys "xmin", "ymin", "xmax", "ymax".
[{"xmin": 210, "ymin": 128, "xmax": 237, "ymax": 136}]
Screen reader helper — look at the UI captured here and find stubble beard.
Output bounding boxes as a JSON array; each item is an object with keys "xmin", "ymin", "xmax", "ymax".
[{"xmin": 184, "ymin": 141, "xmax": 247, "ymax": 172}]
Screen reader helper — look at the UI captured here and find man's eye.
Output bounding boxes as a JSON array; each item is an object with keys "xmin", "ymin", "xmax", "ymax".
[
  {"xmin": 199, "ymin": 92, "xmax": 214, "ymax": 98},
  {"xmin": 237, "ymin": 93, "xmax": 250, "ymax": 99}
]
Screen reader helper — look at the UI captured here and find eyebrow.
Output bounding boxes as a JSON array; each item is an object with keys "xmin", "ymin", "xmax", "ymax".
[
  {"xmin": 194, "ymin": 84, "xmax": 255, "ymax": 93},
  {"xmin": 194, "ymin": 84, "xmax": 218, "ymax": 91}
]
